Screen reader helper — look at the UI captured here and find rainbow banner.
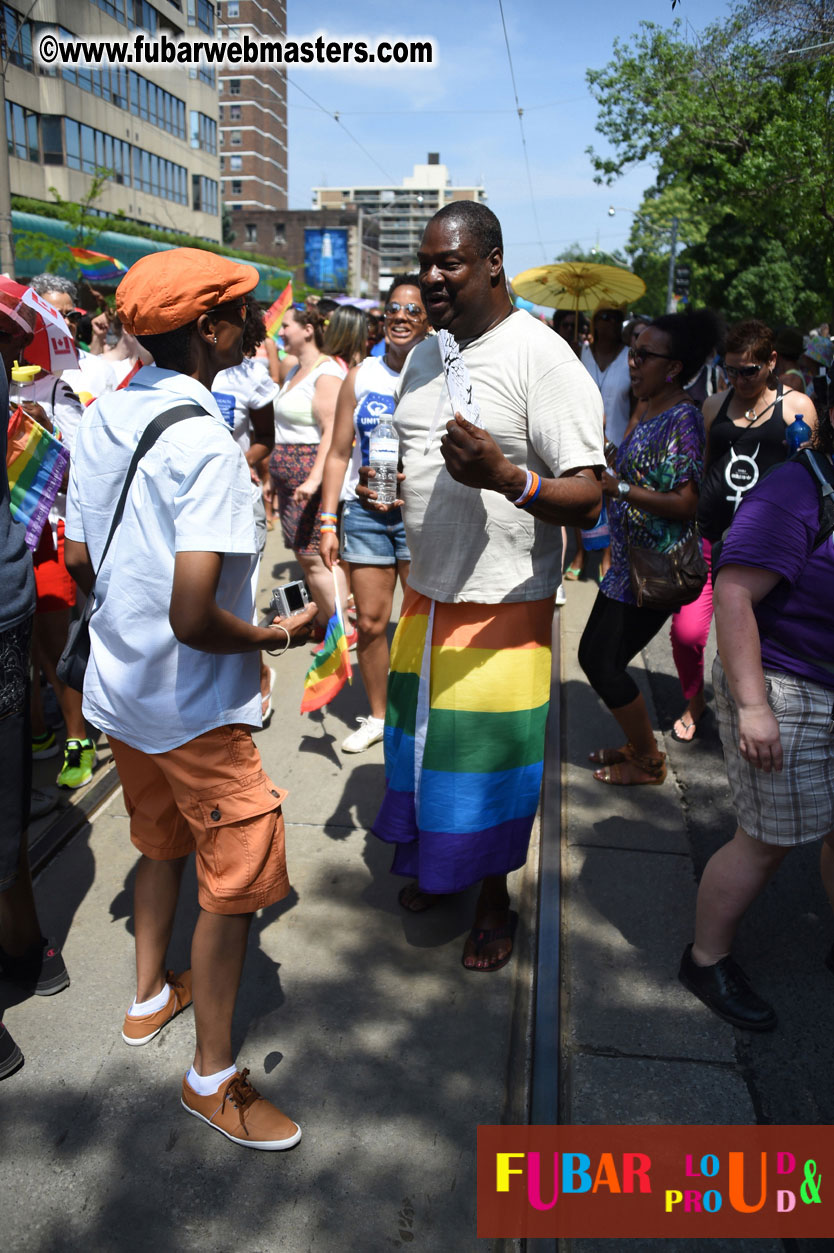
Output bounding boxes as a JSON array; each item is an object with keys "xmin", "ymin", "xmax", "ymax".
[
  {"xmin": 6, "ymin": 407, "xmax": 70, "ymax": 551},
  {"xmin": 69, "ymin": 246, "xmax": 127, "ymax": 284},
  {"xmin": 264, "ymin": 281, "xmax": 293, "ymax": 339},
  {"xmin": 300, "ymin": 571, "xmax": 352, "ymax": 712}
]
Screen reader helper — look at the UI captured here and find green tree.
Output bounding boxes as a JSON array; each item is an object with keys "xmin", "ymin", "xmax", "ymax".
[
  {"xmin": 15, "ymin": 169, "xmax": 119, "ymax": 274},
  {"xmin": 587, "ymin": 3, "xmax": 834, "ymax": 325}
]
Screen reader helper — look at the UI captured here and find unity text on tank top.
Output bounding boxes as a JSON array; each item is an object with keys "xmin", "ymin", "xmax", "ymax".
[{"xmin": 698, "ymin": 382, "xmax": 788, "ymax": 540}]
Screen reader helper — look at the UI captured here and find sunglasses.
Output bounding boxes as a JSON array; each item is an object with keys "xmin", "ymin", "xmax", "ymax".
[
  {"xmin": 595, "ymin": 310, "xmax": 623, "ymax": 323},
  {"xmin": 723, "ymin": 362, "xmax": 765, "ymax": 380},
  {"xmin": 628, "ymin": 347, "xmax": 675, "ymax": 365},
  {"xmin": 385, "ymin": 302, "xmax": 424, "ymax": 321}
]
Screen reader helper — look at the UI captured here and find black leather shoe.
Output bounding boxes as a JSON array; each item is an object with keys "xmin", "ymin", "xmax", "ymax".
[
  {"xmin": 0, "ymin": 1022, "xmax": 24, "ymax": 1080},
  {"xmin": 678, "ymin": 944, "xmax": 777, "ymax": 1031}
]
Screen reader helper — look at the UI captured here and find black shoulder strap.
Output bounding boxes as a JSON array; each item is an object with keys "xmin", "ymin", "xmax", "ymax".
[{"xmin": 92, "ymin": 403, "xmax": 206, "ymax": 578}]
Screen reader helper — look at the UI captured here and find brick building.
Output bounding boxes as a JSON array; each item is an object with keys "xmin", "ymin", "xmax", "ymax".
[
  {"xmin": 2, "ymin": 0, "xmax": 222, "ymax": 242},
  {"xmin": 217, "ymin": 0, "xmax": 288, "ymax": 250}
]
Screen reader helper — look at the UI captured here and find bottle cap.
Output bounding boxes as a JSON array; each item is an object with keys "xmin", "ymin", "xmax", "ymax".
[{"xmin": 11, "ymin": 360, "xmax": 40, "ymax": 384}]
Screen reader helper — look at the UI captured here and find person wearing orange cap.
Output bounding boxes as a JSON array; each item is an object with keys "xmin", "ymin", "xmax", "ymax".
[{"xmin": 64, "ymin": 248, "xmax": 316, "ymax": 1149}]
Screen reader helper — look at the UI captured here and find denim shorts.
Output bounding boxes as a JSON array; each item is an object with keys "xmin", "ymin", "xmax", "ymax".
[{"xmin": 341, "ymin": 500, "xmax": 410, "ymax": 566}]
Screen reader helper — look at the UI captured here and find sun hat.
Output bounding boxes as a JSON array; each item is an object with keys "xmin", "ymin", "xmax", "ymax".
[
  {"xmin": 802, "ymin": 332, "xmax": 834, "ymax": 369},
  {"xmin": 116, "ymin": 247, "xmax": 259, "ymax": 336}
]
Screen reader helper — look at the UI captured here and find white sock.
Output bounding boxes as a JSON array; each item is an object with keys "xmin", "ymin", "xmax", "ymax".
[
  {"xmin": 186, "ymin": 1064, "xmax": 238, "ymax": 1096},
  {"xmin": 128, "ymin": 982, "xmax": 171, "ymax": 1017},
  {"xmin": 367, "ymin": 716, "xmax": 384, "ymax": 728}
]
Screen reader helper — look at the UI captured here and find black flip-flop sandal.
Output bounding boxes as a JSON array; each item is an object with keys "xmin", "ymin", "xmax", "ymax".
[{"xmin": 462, "ymin": 911, "xmax": 518, "ymax": 973}]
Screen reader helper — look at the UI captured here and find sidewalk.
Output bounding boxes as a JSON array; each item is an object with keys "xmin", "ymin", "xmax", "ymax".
[
  {"xmin": 2, "ymin": 531, "xmax": 810, "ymax": 1252},
  {"xmin": 559, "ymin": 576, "xmax": 779, "ymax": 1253},
  {"xmin": 0, "ymin": 524, "xmax": 529, "ymax": 1252}
]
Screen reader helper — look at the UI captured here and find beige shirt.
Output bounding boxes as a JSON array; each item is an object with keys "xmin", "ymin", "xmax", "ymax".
[{"xmin": 394, "ymin": 310, "xmax": 604, "ymax": 603}]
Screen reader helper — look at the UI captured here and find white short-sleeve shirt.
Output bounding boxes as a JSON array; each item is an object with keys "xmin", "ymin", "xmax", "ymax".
[
  {"xmin": 393, "ymin": 310, "xmax": 605, "ymax": 603},
  {"xmin": 212, "ymin": 356, "xmax": 280, "ymax": 454},
  {"xmin": 581, "ymin": 342, "xmax": 632, "ymax": 446},
  {"xmin": 65, "ymin": 367, "xmax": 260, "ymax": 753}
]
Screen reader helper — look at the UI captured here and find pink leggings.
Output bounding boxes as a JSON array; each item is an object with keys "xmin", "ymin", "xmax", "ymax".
[{"xmin": 670, "ymin": 538, "xmax": 713, "ymax": 702}]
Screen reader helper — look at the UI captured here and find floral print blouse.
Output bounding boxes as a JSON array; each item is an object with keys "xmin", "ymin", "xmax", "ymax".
[{"xmin": 600, "ymin": 401, "xmax": 705, "ymax": 605}]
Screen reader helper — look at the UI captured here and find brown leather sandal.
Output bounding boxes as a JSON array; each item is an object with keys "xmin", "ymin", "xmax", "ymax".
[
  {"xmin": 593, "ymin": 749, "xmax": 667, "ymax": 786},
  {"xmin": 589, "ymin": 742, "xmax": 634, "ymax": 766}
]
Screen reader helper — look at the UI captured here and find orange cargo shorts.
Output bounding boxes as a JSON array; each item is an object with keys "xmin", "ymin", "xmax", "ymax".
[{"xmin": 108, "ymin": 724, "xmax": 290, "ymax": 916}]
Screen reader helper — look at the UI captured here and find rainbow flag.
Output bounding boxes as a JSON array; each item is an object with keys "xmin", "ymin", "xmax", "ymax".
[
  {"xmin": 373, "ymin": 589, "xmax": 553, "ymax": 893},
  {"xmin": 300, "ymin": 576, "xmax": 352, "ymax": 712},
  {"xmin": 6, "ymin": 407, "xmax": 71, "ymax": 551},
  {"xmin": 264, "ymin": 281, "xmax": 293, "ymax": 339},
  {"xmin": 69, "ymin": 246, "xmax": 127, "ymax": 284}
]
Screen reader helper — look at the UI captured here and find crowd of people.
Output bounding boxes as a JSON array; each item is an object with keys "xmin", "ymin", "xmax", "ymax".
[{"xmin": 2, "ymin": 201, "xmax": 833, "ymax": 1145}]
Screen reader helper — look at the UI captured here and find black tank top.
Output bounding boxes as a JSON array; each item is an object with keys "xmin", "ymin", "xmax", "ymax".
[{"xmin": 697, "ymin": 382, "xmax": 789, "ymax": 540}]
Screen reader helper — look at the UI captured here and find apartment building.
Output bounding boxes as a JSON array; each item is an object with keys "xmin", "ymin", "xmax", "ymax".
[
  {"xmin": 312, "ymin": 154, "xmax": 488, "ymax": 294},
  {"xmin": 2, "ymin": 0, "xmax": 222, "ymax": 241},
  {"xmin": 216, "ymin": 0, "xmax": 287, "ymax": 253}
]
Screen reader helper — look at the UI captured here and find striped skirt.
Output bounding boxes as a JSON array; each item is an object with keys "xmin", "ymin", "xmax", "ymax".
[{"xmin": 372, "ymin": 587, "xmax": 554, "ymax": 893}]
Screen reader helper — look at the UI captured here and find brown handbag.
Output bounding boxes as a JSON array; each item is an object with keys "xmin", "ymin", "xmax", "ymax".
[{"xmin": 628, "ymin": 525, "xmax": 708, "ymax": 613}]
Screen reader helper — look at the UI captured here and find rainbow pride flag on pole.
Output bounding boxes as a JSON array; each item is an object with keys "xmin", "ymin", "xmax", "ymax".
[
  {"xmin": 69, "ymin": 246, "xmax": 127, "ymax": 284},
  {"xmin": 300, "ymin": 570, "xmax": 352, "ymax": 712},
  {"xmin": 6, "ymin": 408, "xmax": 71, "ymax": 550},
  {"xmin": 264, "ymin": 281, "xmax": 293, "ymax": 339}
]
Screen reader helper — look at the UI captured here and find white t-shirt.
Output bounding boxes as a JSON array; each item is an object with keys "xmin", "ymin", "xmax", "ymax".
[
  {"xmin": 347, "ymin": 354, "xmax": 399, "ymax": 496},
  {"xmin": 62, "ymin": 350, "xmax": 117, "ymax": 407},
  {"xmin": 273, "ymin": 356, "xmax": 345, "ymax": 445},
  {"xmin": 581, "ymin": 342, "xmax": 632, "ymax": 446},
  {"xmin": 65, "ymin": 367, "xmax": 260, "ymax": 753},
  {"xmin": 212, "ymin": 356, "xmax": 280, "ymax": 454},
  {"xmin": 394, "ymin": 310, "xmax": 605, "ymax": 603}
]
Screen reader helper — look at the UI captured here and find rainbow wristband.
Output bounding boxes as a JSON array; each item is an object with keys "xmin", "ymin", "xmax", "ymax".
[
  {"xmin": 512, "ymin": 470, "xmax": 533, "ymax": 506},
  {"xmin": 524, "ymin": 475, "xmax": 543, "ymax": 508},
  {"xmin": 320, "ymin": 524, "xmax": 337, "ymax": 534},
  {"xmin": 513, "ymin": 471, "xmax": 541, "ymax": 508},
  {"xmin": 320, "ymin": 512, "xmax": 338, "ymax": 523}
]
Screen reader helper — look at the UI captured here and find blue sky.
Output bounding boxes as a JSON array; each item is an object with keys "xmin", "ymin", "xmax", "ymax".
[{"xmin": 285, "ymin": 0, "xmax": 734, "ymax": 281}]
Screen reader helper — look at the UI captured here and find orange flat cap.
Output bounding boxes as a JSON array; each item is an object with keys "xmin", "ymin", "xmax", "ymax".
[{"xmin": 116, "ymin": 247, "xmax": 260, "ymax": 335}]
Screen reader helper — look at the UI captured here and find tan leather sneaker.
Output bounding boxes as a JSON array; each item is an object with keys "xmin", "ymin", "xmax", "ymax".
[
  {"xmin": 181, "ymin": 1069, "xmax": 302, "ymax": 1151},
  {"xmin": 121, "ymin": 970, "xmax": 193, "ymax": 1046}
]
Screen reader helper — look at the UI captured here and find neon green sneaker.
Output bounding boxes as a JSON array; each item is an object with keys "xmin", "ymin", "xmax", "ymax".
[
  {"xmin": 57, "ymin": 738, "xmax": 96, "ymax": 789},
  {"xmin": 32, "ymin": 730, "xmax": 60, "ymax": 759}
]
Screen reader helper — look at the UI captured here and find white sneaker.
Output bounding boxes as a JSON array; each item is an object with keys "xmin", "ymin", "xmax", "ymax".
[{"xmin": 341, "ymin": 717, "xmax": 385, "ymax": 754}]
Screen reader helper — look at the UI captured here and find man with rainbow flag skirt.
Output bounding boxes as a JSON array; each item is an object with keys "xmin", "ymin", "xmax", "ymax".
[{"xmin": 363, "ymin": 203, "xmax": 605, "ymax": 972}]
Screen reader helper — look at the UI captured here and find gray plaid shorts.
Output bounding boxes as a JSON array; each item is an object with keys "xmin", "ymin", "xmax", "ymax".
[{"xmin": 714, "ymin": 656, "xmax": 834, "ymax": 846}]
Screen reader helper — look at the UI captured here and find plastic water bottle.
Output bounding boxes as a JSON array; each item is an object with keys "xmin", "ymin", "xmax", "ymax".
[
  {"xmin": 786, "ymin": 413, "xmax": 812, "ymax": 453},
  {"xmin": 368, "ymin": 418, "xmax": 399, "ymax": 505},
  {"xmin": 9, "ymin": 360, "xmax": 39, "ymax": 409}
]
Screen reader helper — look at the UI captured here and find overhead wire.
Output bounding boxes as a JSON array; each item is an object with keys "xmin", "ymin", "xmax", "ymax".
[
  {"xmin": 285, "ymin": 76, "xmax": 398, "ymax": 183},
  {"xmin": 497, "ymin": 0, "xmax": 547, "ymax": 263}
]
